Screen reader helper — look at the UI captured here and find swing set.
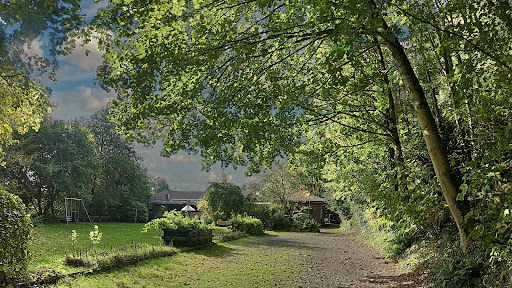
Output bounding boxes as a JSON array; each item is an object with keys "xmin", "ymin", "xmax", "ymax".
[{"xmin": 64, "ymin": 197, "xmax": 93, "ymax": 226}]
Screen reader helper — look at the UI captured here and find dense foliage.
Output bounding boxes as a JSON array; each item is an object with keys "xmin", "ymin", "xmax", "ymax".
[
  {"xmin": 0, "ymin": 118, "xmax": 99, "ymax": 215},
  {"xmin": 229, "ymin": 215, "xmax": 265, "ymax": 236},
  {"xmin": 0, "ymin": 114, "xmax": 153, "ymax": 222},
  {"xmin": 85, "ymin": 109, "xmax": 152, "ymax": 222},
  {"xmin": 0, "ymin": 190, "xmax": 32, "ymax": 279},
  {"xmin": 201, "ymin": 182, "xmax": 247, "ymax": 221},
  {"xmin": 252, "ymin": 203, "xmax": 293, "ymax": 231},
  {"xmin": 144, "ymin": 210, "xmax": 210, "ymax": 232},
  {"xmin": 0, "ymin": 0, "xmax": 84, "ymax": 162}
]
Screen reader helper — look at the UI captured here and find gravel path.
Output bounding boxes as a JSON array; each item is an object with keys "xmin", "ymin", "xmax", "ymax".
[{"xmin": 261, "ymin": 228, "xmax": 411, "ymax": 288}]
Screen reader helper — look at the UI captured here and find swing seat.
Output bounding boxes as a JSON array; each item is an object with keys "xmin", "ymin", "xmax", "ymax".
[{"xmin": 56, "ymin": 215, "xmax": 71, "ymax": 223}]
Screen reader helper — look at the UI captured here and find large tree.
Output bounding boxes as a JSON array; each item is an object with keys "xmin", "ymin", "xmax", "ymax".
[
  {"xmin": 201, "ymin": 181, "xmax": 247, "ymax": 221},
  {"xmin": 0, "ymin": 0, "xmax": 84, "ymax": 162},
  {"xmin": 85, "ymin": 108, "xmax": 152, "ymax": 222},
  {"xmin": 0, "ymin": 117, "xmax": 98, "ymax": 215},
  {"xmin": 89, "ymin": 0, "xmax": 512, "ymax": 251}
]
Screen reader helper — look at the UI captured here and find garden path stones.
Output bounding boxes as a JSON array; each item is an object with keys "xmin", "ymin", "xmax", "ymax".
[{"xmin": 260, "ymin": 230, "xmax": 407, "ymax": 287}]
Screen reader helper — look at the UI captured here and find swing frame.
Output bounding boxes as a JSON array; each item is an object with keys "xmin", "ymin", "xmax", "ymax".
[{"xmin": 64, "ymin": 197, "xmax": 93, "ymax": 226}]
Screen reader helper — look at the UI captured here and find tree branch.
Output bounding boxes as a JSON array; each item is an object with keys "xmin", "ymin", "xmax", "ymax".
[{"xmin": 385, "ymin": 0, "xmax": 512, "ymax": 71}]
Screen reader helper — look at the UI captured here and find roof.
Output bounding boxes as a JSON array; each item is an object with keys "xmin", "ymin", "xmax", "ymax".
[
  {"xmin": 152, "ymin": 190, "xmax": 206, "ymax": 205},
  {"xmin": 289, "ymin": 191, "xmax": 325, "ymax": 203}
]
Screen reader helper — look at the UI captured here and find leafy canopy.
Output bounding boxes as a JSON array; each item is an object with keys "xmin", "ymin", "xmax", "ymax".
[
  {"xmin": 90, "ymin": 0, "xmax": 398, "ymax": 173},
  {"xmin": 202, "ymin": 182, "xmax": 247, "ymax": 221},
  {"xmin": 0, "ymin": 0, "xmax": 85, "ymax": 162}
]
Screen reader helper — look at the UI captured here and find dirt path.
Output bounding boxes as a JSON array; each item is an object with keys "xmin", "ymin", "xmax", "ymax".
[{"xmin": 261, "ymin": 229, "xmax": 414, "ymax": 287}]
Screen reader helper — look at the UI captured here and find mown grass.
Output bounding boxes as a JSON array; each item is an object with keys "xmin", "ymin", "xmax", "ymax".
[
  {"xmin": 30, "ymin": 223, "xmax": 163, "ymax": 271},
  {"xmin": 53, "ymin": 235, "xmax": 303, "ymax": 288}
]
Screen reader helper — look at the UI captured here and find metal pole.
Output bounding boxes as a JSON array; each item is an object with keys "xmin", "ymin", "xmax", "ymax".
[
  {"xmin": 65, "ymin": 198, "xmax": 69, "ymax": 227},
  {"xmin": 81, "ymin": 199, "xmax": 94, "ymax": 226}
]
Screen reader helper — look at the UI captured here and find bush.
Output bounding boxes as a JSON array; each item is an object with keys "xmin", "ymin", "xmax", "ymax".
[
  {"xmin": 253, "ymin": 203, "xmax": 292, "ymax": 230},
  {"xmin": 112, "ymin": 202, "xmax": 149, "ymax": 223},
  {"xmin": 230, "ymin": 215, "xmax": 265, "ymax": 235},
  {"xmin": 429, "ymin": 248, "xmax": 484, "ymax": 288},
  {"xmin": 143, "ymin": 210, "xmax": 210, "ymax": 232},
  {"xmin": 202, "ymin": 182, "xmax": 247, "ymax": 222},
  {"xmin": 0, "ymin": 190, "xmax": 33, "ymax": 279},
  {"xmin": 292, "ymin": 212, "xmax": 320, "ymax": 232}
]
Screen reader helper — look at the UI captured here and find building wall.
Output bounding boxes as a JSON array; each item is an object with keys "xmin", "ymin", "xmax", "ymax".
[{"xmin": 297, "ymin": 201, "xmax": 324, "ymax": 223}]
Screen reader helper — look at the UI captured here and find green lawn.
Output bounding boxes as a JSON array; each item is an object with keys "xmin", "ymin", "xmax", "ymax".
[
  {"xmin": 29, "ymin": 223, "xmax": 303, "ymax": 287},
  {"xmin": 30, "ymin": 223, "xmax": 163, "ymax": 270},
  {"xmin": 53, "ymin": 235, "xmax": 303, "ymax": 288}
]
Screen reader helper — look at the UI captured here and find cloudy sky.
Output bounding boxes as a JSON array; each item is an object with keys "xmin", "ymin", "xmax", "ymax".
[{"xmin": 33, "ymin": 0, "xmax": 253, "ymax": 191}]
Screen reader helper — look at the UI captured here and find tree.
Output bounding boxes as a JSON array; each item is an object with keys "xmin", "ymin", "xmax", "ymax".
[
  {"xmin": 261, "ymin": 165, "xmax": 302, "ymax": 217},
  {"xmin": 0, "ymin": 0, "xmax": 84, "ymax": 162},
  {"xmin": 0, "ymin": 117, "xmax": 98, "ymax": 215},
  {"xmin": 151, "ymin": 177, "xmax": 170, "ymax": 195},
  {"xmin": 85, "ymin": 108, "xmax": 152, "ymax": 222},
  {"xmin": 202, "ymin": 182, "xmax": 247, "ymax": 221},
  {"xmin": 89, "ymin": 0, "xmax": 512, "ymax": 251}
]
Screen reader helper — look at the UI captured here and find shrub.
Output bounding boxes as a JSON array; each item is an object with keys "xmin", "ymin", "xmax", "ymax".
[
  {"xmin": 0, "ymin": 190, "xmax": 33, "ymax": 279},
  {"xmin": 202, "ymin": 182, "xmax": 247, "ymax": 222},
  {"xmin": 429, "ymin": 248, "xmax": 484, "ymax": 288},
  {"xmin": 143, "ymin": 210, "xmax": 210, "ymax": 232},
  {"xmin": 253, "ymin": 203, "xmax": 292, "ymax": 230},
  {"xmin": 230, "ymin": 215, "xmax": 265, "ymax": 235},
  {"xmin": 112, "ymin": 202, "xmax": 149, "ymax": 223},
  {"xmin": 292, "ymin": 212, "xmax": 320, "ymax": 232}
]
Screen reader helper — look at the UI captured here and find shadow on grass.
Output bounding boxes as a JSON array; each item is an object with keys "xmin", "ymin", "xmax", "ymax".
[
  {"xmin": 190, "ymin": 232, "xmax": 329, "ymax": 259},
  {"xmin": 366, "ymin": 267, "xmax": 427, "ymax": 288},
  {"xmin": 245, "ymin": 232, "xmax": 319, "ymax": 252},
  {"xmin": 188, "ymin": 243, "xmax": 237, "ymax": 258}
]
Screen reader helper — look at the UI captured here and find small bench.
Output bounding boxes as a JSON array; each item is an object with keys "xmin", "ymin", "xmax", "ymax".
[{"xmin": 217, "ymin": 220, "xmax": 231, "ymax": 227}]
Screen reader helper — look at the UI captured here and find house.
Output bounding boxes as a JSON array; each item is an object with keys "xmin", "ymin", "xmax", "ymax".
[
  {"xmin": 244, "ymin": 189, "xmax": 328, "ymax": 224},
  {"xmin": 151, "ymin": 190, "xmax": 205, "ymax": 217},
  {"xmin": 289, "ymin": 192, "xmax": 326, "ymax": 224}
]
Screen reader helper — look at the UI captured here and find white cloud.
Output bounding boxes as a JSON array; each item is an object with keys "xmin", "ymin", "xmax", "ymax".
[
  {"xmin": 77, "ymin": 86, "xmax": 114, "ymax": 110},
  {"xmin": 23, "ymin": 38, "xmax": 45, "ymax": 57},
  {"xmin": 58, "ymin": 32, "xmax": 105, "ymax": 71}
]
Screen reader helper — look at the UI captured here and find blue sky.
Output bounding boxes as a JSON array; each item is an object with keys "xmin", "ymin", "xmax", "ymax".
[{"xmin": 27, "ymin": 0, "xmax": 252, "ymax": 191}]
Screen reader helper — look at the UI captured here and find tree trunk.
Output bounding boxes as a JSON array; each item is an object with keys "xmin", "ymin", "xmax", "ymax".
[
  {"xmin": 425, "ymin": 70, "xmax": 441, "ymax": 126},
  {"xmin": 375, "ymin": 42, "xmax": 405, "ymax": 172},
  {"xmin": 378, "ymin": 29, "xmax": 469, "ymax": 252}
]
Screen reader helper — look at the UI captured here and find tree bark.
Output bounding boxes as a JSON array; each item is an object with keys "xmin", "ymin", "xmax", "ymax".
[
  {"xmin": 377, "ymin": 28, "xmax": 468, "ymax": 252},
  {"xmin": 375, "ymin": 42, "xmax": 405, "ymax": 172}
]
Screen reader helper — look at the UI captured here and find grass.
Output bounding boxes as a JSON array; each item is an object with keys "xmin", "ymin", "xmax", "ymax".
[
  {"xmin": 28, "ymin": 223, "xmax": 302, "ymax": 287},
  {"xmin": 29, "ymin": 222, "xmax": 164, "ymax": 274},
  {"xmin": 53, "ymin": 235, "xmax": 304, "ymax": 287},
  {"xmin": 29, "ymin": 223, "xmax": 242, "ymax": 273}
]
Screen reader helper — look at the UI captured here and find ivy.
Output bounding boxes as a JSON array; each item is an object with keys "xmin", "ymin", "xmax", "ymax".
[{"xmin": 0, "ymin": 189, "xmax": 32, "ymax": 280}]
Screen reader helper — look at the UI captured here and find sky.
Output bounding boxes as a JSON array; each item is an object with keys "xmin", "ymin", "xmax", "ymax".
[{"xmin": 29, "ymin": 0, "xmax": 254, "ymax": 191}]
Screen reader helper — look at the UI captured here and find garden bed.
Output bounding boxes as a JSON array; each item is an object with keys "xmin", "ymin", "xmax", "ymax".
[{"xmin": 162, "ymin": 229, "xmax": 213, "ymax": 246}]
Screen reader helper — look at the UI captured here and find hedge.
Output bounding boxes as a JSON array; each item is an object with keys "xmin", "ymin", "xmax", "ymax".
[{"xmin": 0, "ymin": 190, "xmax": 32, "ymax": 279}]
